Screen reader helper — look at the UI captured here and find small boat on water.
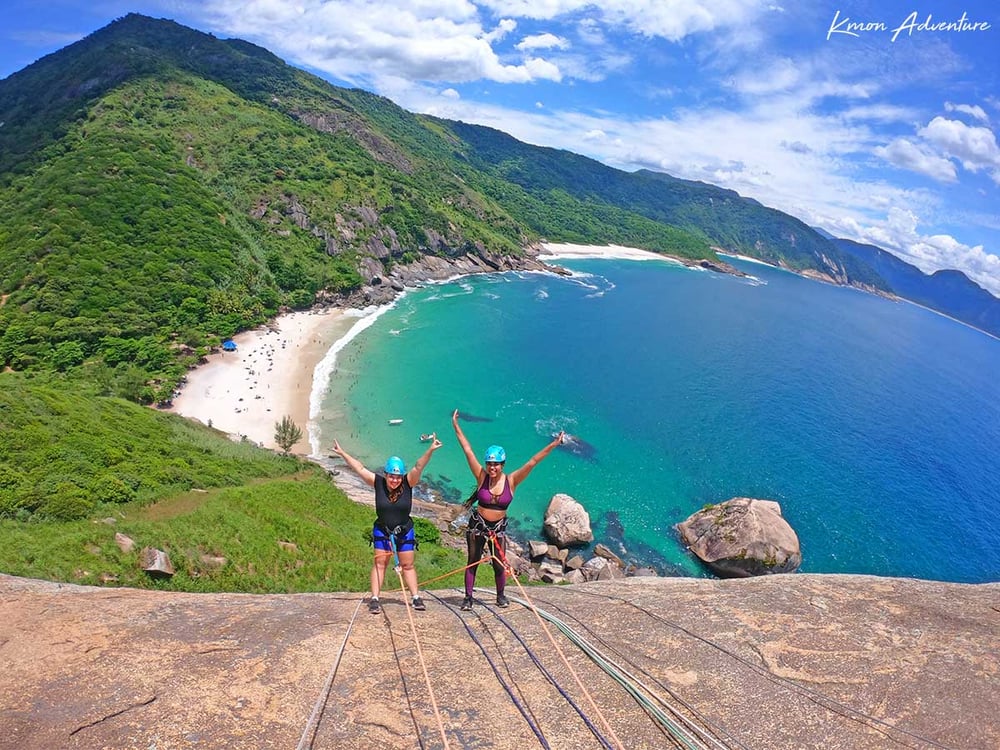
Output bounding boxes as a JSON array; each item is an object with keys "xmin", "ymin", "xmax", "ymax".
[
  {"xmin": 388, "ymin": 418, "xmax": 404, "ymax": 425},
  {"xmin": 419, "ymin": 433, "xmax": 433, "ymax": 441}
]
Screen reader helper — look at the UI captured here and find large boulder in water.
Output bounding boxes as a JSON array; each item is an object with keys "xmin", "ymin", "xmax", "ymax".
[
  {"xmin": 676, "ymin": 497, "xmax": 801, "ymax": 577},
  {"xmin": 543, "ymin": 493, "xmax": 594, "ymax": 547}
]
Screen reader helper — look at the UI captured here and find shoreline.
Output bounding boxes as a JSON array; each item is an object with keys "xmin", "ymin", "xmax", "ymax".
[
  {"xmin": 166, "ymin": 243, "xmax": 652, "ymax": 503},
  {"xmin": 539, "ymin": 241, "xmax": 684, "ymax": 263},
  {"xmin": 168, "ymin": 243, "xmax": 651, "ymax": 458},
  {"xmin": 167, "ymin": 308, "xmax": 360, "ymax": 455}
]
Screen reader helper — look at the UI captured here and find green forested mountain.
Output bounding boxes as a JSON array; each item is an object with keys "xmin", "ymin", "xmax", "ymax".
[
  {"xmin": 439, "ymin": 121, "xmax": 884, "ymax": 287},
  {"xmin": 0, "ymin": 13, "xmax": 894, "ymax": 403}
]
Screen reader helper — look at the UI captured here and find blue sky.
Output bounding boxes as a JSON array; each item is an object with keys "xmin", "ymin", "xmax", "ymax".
[{"xmin": 3, "ymin": 1, "xmax": 999, "ymax": 296}]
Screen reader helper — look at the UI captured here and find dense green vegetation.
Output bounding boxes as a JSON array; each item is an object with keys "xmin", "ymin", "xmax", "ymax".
[
  {"xmin": 0, "ymin": 372, "xmax": 303, "ymax": 520},
  {"xmin": 0, "ymin": 13, "xmax": 890, "ymax": 404}
]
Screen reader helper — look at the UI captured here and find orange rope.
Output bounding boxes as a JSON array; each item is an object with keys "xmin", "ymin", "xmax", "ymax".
[
  {"xmin": 415, "ymin": 558, "xmax": 485, "ymax": 588},
  {"xmin": 392, "ymin": 563, "xmax": 450, "ymax": 750},
  {"xmin": 414, "ymin": 533, "xmax": 499, "ymax": 589},
  {"xmin": 485, "ymin": 533, "xmax": 626, "ymax": 750}
]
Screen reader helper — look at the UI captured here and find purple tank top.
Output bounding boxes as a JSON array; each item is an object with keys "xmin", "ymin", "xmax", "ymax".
[{"xmin": 476, "ymin": 475, "xmax": 513, "ymax": 510}]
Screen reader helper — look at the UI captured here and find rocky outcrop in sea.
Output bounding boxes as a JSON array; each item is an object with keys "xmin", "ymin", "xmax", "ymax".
[{"xmin": 676, "ymin": 497, "xmax": 802, "ymax": 577}]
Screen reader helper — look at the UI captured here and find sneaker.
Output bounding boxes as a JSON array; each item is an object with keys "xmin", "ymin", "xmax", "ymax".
[
  {"xmin": 496, "ymin": 594, "xmax": 509, "ymax": 608},
  {"xmin": 460, "ymin": 596, "xmax": 474, "ymax": 611},
  {"xmin": 368, "ymin": 597, "xmax": 381, "ymax": 614},
  {"xmin": 411, "ymin": 596, "xmax": 426, "ymax": 611}
]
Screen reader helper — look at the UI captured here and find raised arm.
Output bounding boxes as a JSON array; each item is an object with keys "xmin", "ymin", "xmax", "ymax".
[
  {"xmin": 407, "ymin": 434, "xmax": 443, "ymax": 486},
  {"xmin": 509, "ymin": 431, "xmax": 565, "ymax": 491},
  {"xmin": 452, "ymin": 409, "xmax": 483, "ymax": 479},
  {"xmin": 329, "ymin": 439, "xmax": 376, "ymax": 488}
]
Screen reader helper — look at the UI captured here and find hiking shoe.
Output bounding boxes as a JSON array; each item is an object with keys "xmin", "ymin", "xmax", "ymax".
[
  {"xmin": 496, "ymin": 594, "xmax": 509, "ymax": 608},
  {"xmin": 368, "ymin": 597, "xmax": 381, "ymax": 614},
  {"xmin": 411, "ymin": 596, "xmax": 426, "ymax": 611},
  {"xmin": 460, "ymin": 596, "xmax": 474, "ymax": 611}
]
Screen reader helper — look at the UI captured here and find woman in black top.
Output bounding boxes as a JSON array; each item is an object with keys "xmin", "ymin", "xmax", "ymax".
[{"xmin": 332, "ymin": 435, "xmax": 442, "ymax": 613}]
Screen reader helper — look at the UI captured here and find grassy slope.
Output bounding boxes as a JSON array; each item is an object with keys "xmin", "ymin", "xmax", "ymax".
[
  {"xmin": 0, "ymin": 372, "xmax": 467, "ymax": 592},
  {"xmin": 0, "ymin": 476, "xmax": 466, "ymax": 593}
]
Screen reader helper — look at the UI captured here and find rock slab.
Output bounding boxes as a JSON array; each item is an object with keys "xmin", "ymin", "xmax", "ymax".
[{"xmin": 0, "ymin": 573, "xmax": 996, "ymax": 750}]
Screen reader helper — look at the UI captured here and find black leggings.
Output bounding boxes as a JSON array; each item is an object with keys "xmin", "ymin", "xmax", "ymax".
[{"xmin": 465, "ymin": 530, "xmax": 506, "ymax": 597}]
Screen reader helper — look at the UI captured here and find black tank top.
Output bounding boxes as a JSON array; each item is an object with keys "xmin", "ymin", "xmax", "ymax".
[{"xmin": 374, "ymin": 474, "xmax": 413, "ymax": 531}]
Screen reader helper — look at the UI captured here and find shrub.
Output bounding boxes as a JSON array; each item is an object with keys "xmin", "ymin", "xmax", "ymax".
[
  {"xmin": 414, "ymin": 517, "xmax": 440, "ymax": 546},
  {"xmin": 39, "ymin": 484, "xmax": 95, "ymax": 520},
  {"xmin": 90, "ymin": 474, "xmax": 137, "ymax": 505}
]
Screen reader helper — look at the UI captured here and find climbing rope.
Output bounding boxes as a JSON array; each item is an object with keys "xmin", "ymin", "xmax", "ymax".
[
  {"xmin": 295, "ymin": 598, "xmax": 364, "ymax": 750},
  {"xmin": 474, "ymin": 594, "xmax": 619, "ymax": 749},
  {"xmin": 418, "ymin": 532, "xmax": 619, "ymax": 748},
  {"xmin": 501, "ymin": 592, "xmax": 727, "ymax": 750},
  {"xmin": 530, "ymin": 593, "xmax": 748, "ymax": 750},
  {"xmin": 390, "ymin": 534, "xmax": 450, "ymax": 750},
  {"xmin": 413, "ymin": 557, "xmax": 490, "ymax": 589},
  {"xmin": 425, "ymin": 590, "xmax": 553, "ymax": 749},
  {"xmin": 568, "ymin": 587, "xmax": 956, "ymax": 750},
  {"xmin": 484, "ymin": 532, "xmax": 627, "ymax": 750}
]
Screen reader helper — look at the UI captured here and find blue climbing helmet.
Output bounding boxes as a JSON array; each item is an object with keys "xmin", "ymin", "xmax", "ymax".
[
  {"xmin": 484, "ymin": 445, "xmax": 506, "ymax": 463},
  {"xmin": 384, "ymin": 456, "xmax": 406, "ymax": 475}
]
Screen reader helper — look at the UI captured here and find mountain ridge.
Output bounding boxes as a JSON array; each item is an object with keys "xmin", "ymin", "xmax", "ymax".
[{"xmin": 1, "ymin": 11, "xmax": 998, "ymax": 405}]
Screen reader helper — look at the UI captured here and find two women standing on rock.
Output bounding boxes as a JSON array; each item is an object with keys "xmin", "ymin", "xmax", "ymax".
[{"xmin": 332, "ymin": 412, "xmax": 562, "ymax": 613}]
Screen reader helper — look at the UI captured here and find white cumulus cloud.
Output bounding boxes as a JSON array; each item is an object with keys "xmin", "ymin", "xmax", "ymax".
[
  {"xmin": 516, "ymin": 32, "xmax": 569, "ymax": 50},
  {"xmin": 918, "ymin": 116, "xmax": 1000, "ymax": 174},
  {"xmin": 944, "ymin": 102, "xmax": 989, "ymax": 123},
  {"xmin": 875, "ymin": 138, "xmax": 958, "ymax": 183}
]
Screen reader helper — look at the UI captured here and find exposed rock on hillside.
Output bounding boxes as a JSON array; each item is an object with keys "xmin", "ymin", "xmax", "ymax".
[
  {"xmin": 2, "ymin": 573, "xmax": 996, "ymax": 750},
  {"xmin": 318, "ymin": 245, "xmax": 568, "ymax": 309}
]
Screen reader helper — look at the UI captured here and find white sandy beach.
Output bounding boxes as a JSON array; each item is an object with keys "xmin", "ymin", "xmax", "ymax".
[
  {"xmin": 539, "ymin": 241, "xmax": 679, "ymax": 263},
  {"xmin": 167, "ymin": 308, "xmax": 358, "ymax": 456},
  {"xmin": 168, "ymin": 243, "xmax": 639, "ymax": 463}
]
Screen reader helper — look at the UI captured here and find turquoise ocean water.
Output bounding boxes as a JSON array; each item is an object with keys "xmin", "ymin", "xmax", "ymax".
[{"xmin": 313, "ymin": 256, "xmax": 1000, "ymax": 583}]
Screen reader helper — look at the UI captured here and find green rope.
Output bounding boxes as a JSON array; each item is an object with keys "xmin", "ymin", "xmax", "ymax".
[{"xmin": 498, "ymin": 590, "xmax": 730, "ymax": 750}]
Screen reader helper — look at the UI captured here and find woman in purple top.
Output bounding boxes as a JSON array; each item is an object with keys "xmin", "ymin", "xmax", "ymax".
[
  {"xmin": 452, "ymin": 409, "xmax": 564, "ymax": 610},
  {"xmin": 331, "ymin": 435, "xmax": 443, "ymax": 614}
]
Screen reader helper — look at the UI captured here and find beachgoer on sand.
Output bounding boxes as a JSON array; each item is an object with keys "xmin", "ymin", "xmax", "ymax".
[
  {"xmin": 452, "ymin": 409, "xmax": 564, "ymax": 610},
  {"xmin": 331, "ymin": 435, "xmax": 443, "ymax": 614}
]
